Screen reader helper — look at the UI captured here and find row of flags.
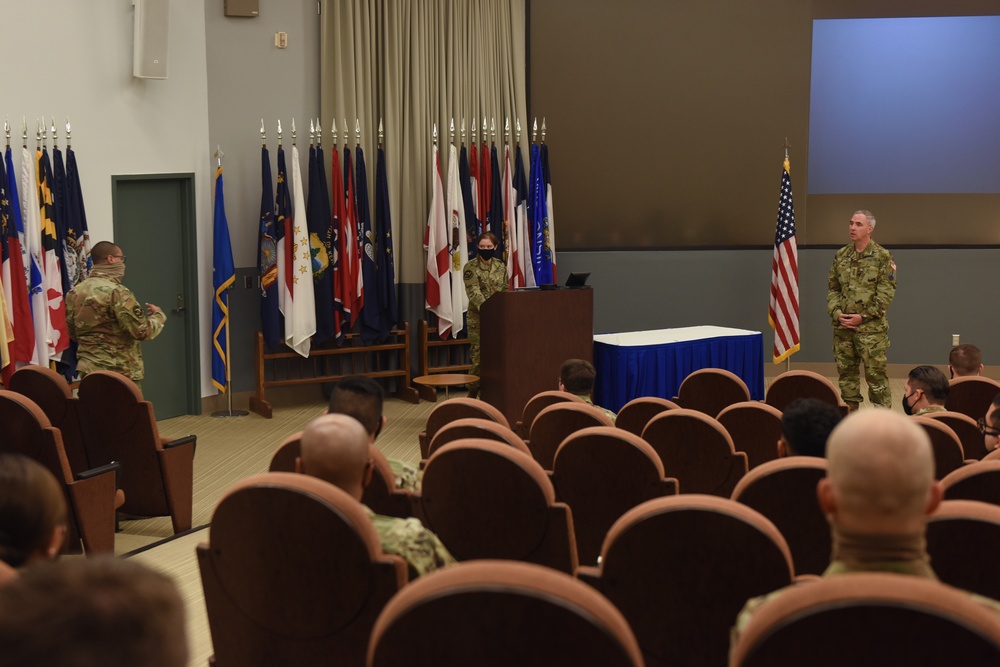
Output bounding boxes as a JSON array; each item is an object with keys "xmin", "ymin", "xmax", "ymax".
[
  {"xmin": 254, "ymin": 136, "xmax": 398, "ymax": 361},
  {"xmin": 0, "ymin": 138, "xmax": 91, "ymax": 383},
  {"xmin": 425, "ymin": 133, "xmax": 556, "ymax": 339}
]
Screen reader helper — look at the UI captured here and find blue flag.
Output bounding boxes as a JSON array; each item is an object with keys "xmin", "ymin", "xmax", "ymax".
[
  {"xmin": 458, "ymin": 145, "xmax": 480, "ymax": 259},
  {"xmin": 356, "ymin": 146, "xmax": 379, "ymax": 344},
  {"xmin": 51, "ymin": 146, "xmax": 80, "ymax": 380},
  {"xmin": 528, "ymin": 144, "xmax": 553, "ymax": 285},
  {"xmin": 307, "ymin": 144, "xmax": 336, "ymax": 344},
  {"xmin": 64, "ymin": 148, "xmax": 92, "ymax": 281},
  {"xmin": 374, "ymin": 146, "xmax": 397, "ymax": 342},
  {"xmin": 258, "ymin": 146, "xmax": 280, "ymax": 350},
  {"xmin": 212, "ymin": 167, "xmax": 235, "ymax": 392}
]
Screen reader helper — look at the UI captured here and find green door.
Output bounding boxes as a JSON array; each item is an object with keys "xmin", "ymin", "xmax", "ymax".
[{"xmin": 111, "ymin": 175, "xmax": 200, "ymax": 418}]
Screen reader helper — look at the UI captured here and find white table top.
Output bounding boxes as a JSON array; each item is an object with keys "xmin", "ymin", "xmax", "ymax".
[{"xmin": 593, "ymin": 326, "xmax": 762, "ymax": 347}]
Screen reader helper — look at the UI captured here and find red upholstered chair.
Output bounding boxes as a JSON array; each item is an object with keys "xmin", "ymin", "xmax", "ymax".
[
  {"xmin": 577, "ymin": 495, "xmax": 794, "ymax": 667},
  {"xmin": 984, "ymin": 448, "xmax": 1000, "ymax": 462},
  {"xmin": 552, "ymin": 426, "xmax": 678, "ymax": 565},
  {"xmin": 731, "ymin": 573, "xmax": 1000, "ymax": 666},
  {"xmin": 514, "ymin": 390, "xmax": 586, "ymax": 439},
  {"xmin": 928, "ymin": 411, "xmax": 989, "ymax": 461},
  {"xmin": 8, "ymin": 365, "xmax": 90, "ymax": 475},
  {"xmin": 731, "ymin": 456, "xmax": 830, "ymax": 575},
  {"xmin": 946, "ymin": 376, "xmax": 1000, "ymax": 420},
  {"xmin": 417, "ymin": 397, "xmax": 510, "ymax": 458},
  {"xmin": 927, "ymin": 499, "xmax": 1000, "ymax": 602},
  {"xmin": 942, "ymin": 461, "xmax": 1000, "ymax": 506},
  {"xmin": 0, "ymin": 390, "xmax": 121, "ymax": 555},
  {"xmin": 426, "ymin": 417, "xmax": 529, "ymax": 460},
  {"xmin": 717, "ymin": 401, "xmax": 784, "ymax": 470},
  {"xmin": 675, "ymin": 367, "xmax": 751, "ymax": 417},
  {"xmin": 417, "ymin": 439, "xmax": 578, "ymax": 573},
  {"xmin": 76, "ymin": 371, "xmax": 196, "ymax": 533},
  {"xmin": 197, "ymin": 472, "xmax": 407, "ymax": 667},
  {"xmin": 641, "ymin": 408, "xmax": 747, "ymax": 496},
  {"xmin": 526, "ymin": 402, "xmax": 614, "ymax": 470},
  {"xmin": 615, "ymin": 396, "xmax": 680, "ymax": 437},
  {"xmin": 367, "ymin": 560, "xmax": 644, "ymax": 667},
  {"xmin": 912, "ymin": 415, "xmax": 972, "ymax": 479},
  {"xmin": 766, "ymin": 370, "xmax": 847, "ymax": 415},
  {"xmin": 269, "ymin": 431, "xmax": 413, "ymax": 519}
]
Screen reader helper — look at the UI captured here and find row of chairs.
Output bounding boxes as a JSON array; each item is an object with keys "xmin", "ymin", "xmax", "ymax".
[
  {"xmin": 197, "ymin": 464, "xmax": 1000, "ymax": 666},
  {"xmin": 1, "ymin": 366, "xmax": 196, "ymax": 552}
]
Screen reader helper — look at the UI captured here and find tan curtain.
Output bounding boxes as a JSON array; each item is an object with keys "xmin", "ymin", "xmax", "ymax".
[{"xmin": 321, "ymin": 0, "xmax": 527, "ymax": 285}]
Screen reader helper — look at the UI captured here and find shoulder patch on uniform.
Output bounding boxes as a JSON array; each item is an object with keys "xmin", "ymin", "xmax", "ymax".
[
  {"xmin": 133, "ymin": 305, "xmax": 143, "ymax": 318},
  {"xmin": 889, "ymin": 261, "xmax": 897, "ymax": 280},
  {"xmin": 463, "ymin": 266, "xmax": 473, "ymax": 279}
]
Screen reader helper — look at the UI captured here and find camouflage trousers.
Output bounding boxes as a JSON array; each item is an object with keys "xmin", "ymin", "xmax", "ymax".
[
  {"xmin": 467, "ymin": 311, "xmax": 481, "ymax": 393},
  {"xmin": 833, "ymin": 327, "xmax": 890, "ymax": 408}
]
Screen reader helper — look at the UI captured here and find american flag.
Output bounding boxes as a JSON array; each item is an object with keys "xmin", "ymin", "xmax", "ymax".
[{"xmin": 768, "ymin": 158, "xmax": 800, "ymax": 363}]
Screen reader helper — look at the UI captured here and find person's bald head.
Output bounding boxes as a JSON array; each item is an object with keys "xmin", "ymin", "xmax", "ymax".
[
  {"xmin": 818, "ymin": 409, "xmax": 941, "ymax": 536},
  {"xmin": 299, "ymin": 414, "xmax": 373, "ymax": 500}
]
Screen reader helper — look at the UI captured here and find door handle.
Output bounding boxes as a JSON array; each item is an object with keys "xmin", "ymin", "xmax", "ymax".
[{"xmin": 172, "ymin": 294, "xmax": 185, "ymax": 314}]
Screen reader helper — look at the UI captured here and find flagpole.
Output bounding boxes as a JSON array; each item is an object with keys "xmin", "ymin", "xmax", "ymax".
[{"xmin": 211, "ymin": 144, "xmax": 248, "ymax": 418}]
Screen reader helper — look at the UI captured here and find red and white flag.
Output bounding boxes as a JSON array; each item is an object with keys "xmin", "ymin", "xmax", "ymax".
[
  {"xmin": 285, "ymin": 145, "xmax": 316, "ymax": 357},
  {"xmin": 425, "ymin": 145, "xmax": 453, "ymax": 338},
  {"xmin": 768, "ymin": 157, "xmax": 800, "ymax": 363},
  {"xmin": 503, "ymin": 146, "xmax": 525, "ymax": 288}
]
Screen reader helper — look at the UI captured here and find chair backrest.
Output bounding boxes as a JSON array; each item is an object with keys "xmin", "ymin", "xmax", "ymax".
[
  {"xmin": 928, "ymin": 411, "xmax": 989, "ymax": 461},
  {"xmin": 912, "ymin": 415, "xmax": 966, "ymax": 479},
  {"xmin": 516, "ymin": 390, "xmax": 586, "ymax": 439},
  {"xmin": 716, "ymin": 401, "xmax": 784, "ymax": 470},
  {"xmin": 419, "ymin": 439, "xmax": 578, "ymax": 573},
  {"xmin": 8, "ymin": 365, "xmax": 90, "ymax": 474},
  {"xmin": 731, "ymin": 573, "xmax": 1000, "ymax": 667},
  {"xmin": 268, "ymin": 432, "xmax": 303, "ymax": 472},
  {"xmin": 584, "ymin": 495, "xmax": 794, "ymax": 667},
  {"xmin": 676, "ymin": 368, "xmax": 751, "ymax": 416},
  {"xmin": 367, "ymin": 560, "xmax": 644, "ymax": 667},
  {"xmin": 615, "ymin": 396, "xmax": 680, "ymax": 437},
  {"xmin": 419, "ymin": 398, "xmax": 510, "ymax": 458},
  {"xmin": 942, "ymin": 461, "xmax": 1000, "ymax": 506},
  {"xmin": 985, "ymin": 448, "xmax": 1000, "ymax": 462},
  {"xmin": 731, "ymin": 456, "xmax": 830, "ymax": 575},
  {"xmin": 552, "ymin": 426, "xmax": 678, "ymax": 565},
  {"xmin": 197, "ymin": 472, "xmax": 407, "ymax": 667},
  {"xmin": 527, "ymin": 402, "xmax": 614, "ymax": 470},
  {"xmin": 641, "ymin": 408, "xmax": 748, "ymax": 496},
  {"xmin": 427, "ymin": 418, "xmax": 529, "ymax": 459},
  {"xmin": 946, "ymin": 376, "xmax": 1000, "ymax": 420},
  {"xmin": 927, "ymin": 499, "xmax": 1000, "ymax": 602},
  {"xmin": 765, "ymin": 370, "xmax": 842, "ymax": 412}
]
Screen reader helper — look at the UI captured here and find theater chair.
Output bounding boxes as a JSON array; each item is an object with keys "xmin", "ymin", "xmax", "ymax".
[
  {"xmin": 765, "ymin": 370, "xmax": 848, "ymax": 415},
  {"xmin": 426, "ymin": 417, "xmax": 530, "ymax": 460},
  {"xmin": 912, "ymin": 415, "xmax": 973, "ymax": 480},
  {"xmin": 675, "ymin": 367, "xmax": 751, "ymax": 417},
  {"xmin": 717, "ymin": 401, "xmax": 784, "ymax": 470},
  {"xmin": 198, "ymin": 473, "xmax": 407, "ymax": 667},
  {"xmin": 946, "ymin": 376, "xmax": 1000, "ymax": 421},
  {"xmin": 527, "ymin": 402, "xmax": 614, "ymax": 470},
  {"xmin": 417, "ymin": 397, "xmax": 509, "ymax": 459},
  {"xmin": 615, "ymin": 396, "xmax": 680, "ymax": 438},
  {"xmin": 928, "ymin": 411, "xmax": 989, "ymax": 460},
  {"xmin": 942, "ymin": 461, "xmax": 1000, "ymax": 506},
  {"xmin": 0, "ymin": 390, "xmax": 121, "ymax": 555},
  {"xmin": 367, "ymin": 560, "xmax": 643, "ymax": 667},
  {"xmin": 9, "ymin": 365, "xmax": 90, "ymax": 475},
  {"xmin": 514, "ymin": 390, "xmax": 586, "ymax": 439},
  {"xmin": 77, "ymin": 371, "xmax": 196, "ymax": 534},
  {"xmin": 927, "ymin": 499, "xmax": 1000, "ymax": 602}
]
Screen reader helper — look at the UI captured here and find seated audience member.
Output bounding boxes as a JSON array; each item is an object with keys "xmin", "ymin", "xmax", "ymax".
[
  {"xmin": 0, "ymin": 454, "xmax": 68, "ymax": 575},
  {"xmin": 326, "ymin": 375, "xmax": 419, "ymax": 491},
  {"xmin": 949, "ymin": 343, "xmax": 984, "ymax": 378},
  {"xmin": 777, "ymin": 398, "xmax": 842, "ymax": 458},
  {"xmin": 981, "ymin": 394, "xmax": 1000, "ymax": 453},
  {"xmin": 732, "ymin": 409, "xmax": 1000, "ymax": 646},
  {"xmin": 559, "ymin": 358, "xmax": 616, "ymax": 422},
  {"xmin": 299, "ymin": 414, "xmax": 455, "ymax": 577},
  {"xmin": 903, "ymin": 365, "xmax": 950, "ymax": 416},
  {"xmin": 0, "ymin": 557, "xmax": 188, "ymax": 667}
]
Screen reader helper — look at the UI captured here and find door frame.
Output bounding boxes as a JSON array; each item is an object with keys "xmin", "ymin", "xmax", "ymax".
[{"xmin": 110, "ymin": 173, "xmax": 201, "ymax": 416}]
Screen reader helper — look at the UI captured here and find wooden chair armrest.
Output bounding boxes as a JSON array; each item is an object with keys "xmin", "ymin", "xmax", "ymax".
[
  {"xmin": 163, "ymin": 434, "xmax": 197, "ymax": 455},
  {"xmin": 576, "ymin": 565, "xmax": 602, "ymax": 590},
  {"xmin": 659, "ymin": 477, "xmax": 680, "ymax": 496}
]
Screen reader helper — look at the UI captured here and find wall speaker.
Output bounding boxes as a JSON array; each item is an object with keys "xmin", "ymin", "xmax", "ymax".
[
  {"xmin": 133, "ymin": 0, "xmax": 170, "ymax": 79},
  {"xmin": 224, "ymin": 0, "xmax": 259, "ymax": 18}
]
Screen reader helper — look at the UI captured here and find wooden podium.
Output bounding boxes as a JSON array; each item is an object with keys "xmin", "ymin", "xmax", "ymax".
[{"xmin": 480, "ymin": 288, "xmax": 594, "ymax": 425}]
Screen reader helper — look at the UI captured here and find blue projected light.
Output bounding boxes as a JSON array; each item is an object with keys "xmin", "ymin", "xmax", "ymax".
[{"xmin": 808, "ymin": 16, "xmax": 1000, "ymax": 194}]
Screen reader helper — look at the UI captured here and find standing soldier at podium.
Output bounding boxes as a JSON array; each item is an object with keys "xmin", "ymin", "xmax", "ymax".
[{"xmin": 463, "ymin": 232, "xmax": 507, "ymax": 399}]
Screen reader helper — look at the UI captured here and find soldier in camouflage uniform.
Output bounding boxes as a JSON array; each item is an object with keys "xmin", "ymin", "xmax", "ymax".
[
  {"xmin": 300, "ymin": 414, "xmax": 455, "ymax": 578},
  {"xmin": 463, "ymin": 232, "xmax": 508, "ymax": 399},
  {"xmin": 65, "ymin": 242, "xmax": 165, "ymax": 384},
  {"xmin": 827, "ymin": 211, "xmax": 896, "ymax": 410},
  {"xmin": 559, "ymin": 358, "xmax": 617, "ymax": 423}
]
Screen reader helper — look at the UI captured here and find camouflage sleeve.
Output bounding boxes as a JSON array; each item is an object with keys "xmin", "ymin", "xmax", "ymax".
[
  {"xmin": 464, "ymin": 264, "xmax": 486, "ymax": 310},
  {"xmin": 862, "ymin": 252, "xmax": 896, "ymax": 320},
  {"xmin": 388, "ymin": 458, "xmax": 422, "ymax": 492},
  {"xmin": 377, "ymin": 516, "xmax": 456, "ymax": 578},
  {"xmin": 111, "ymin": 286, "xmax": 166, "ymax": 342},
  {"xmin": 826, "ymin": 255, "xmax": 843, "ymax": 321},
  {"xmin": 65, "ymin": 293, "xmax": 77, "ymax": 341}
]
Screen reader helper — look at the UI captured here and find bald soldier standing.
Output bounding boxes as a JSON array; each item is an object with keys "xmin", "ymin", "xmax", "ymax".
[{"xmin": 827, "ymin": 210, "xmax": 896, "ymax": 410}]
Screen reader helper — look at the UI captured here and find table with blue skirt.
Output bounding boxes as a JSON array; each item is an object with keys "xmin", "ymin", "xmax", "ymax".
[{"xmin": 593, "ymin": 326, "xmax": 765, "ymax": 413}]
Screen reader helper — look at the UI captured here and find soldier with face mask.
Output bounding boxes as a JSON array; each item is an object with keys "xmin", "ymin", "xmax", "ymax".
[
  {"xmin": 65, "ymin": 241, "xmax": 165, "ymax": 385},
  {"xmin": 463, "ymin": 231, "xmax": 507, "ymax": 399}
]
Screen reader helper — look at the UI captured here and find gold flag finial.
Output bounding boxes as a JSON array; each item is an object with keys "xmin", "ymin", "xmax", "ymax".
[
  {"xmin": 378, "ymin": 118, "xmax": 384, "ymax": 147},
  {"xmin": 65, "ymin": 118, "xmax": 72, "ymax": 146},
  {"xmin": 490, "ymin": 117, "xmax": 496, "ymax": 141},
  {"xmin": 450, "ymin": 118, "xmax": 455, "ymax": 143},
  {"xmin": 432, "ymin": 122, "xmax": 438, "ymax": 145},
  {"xmin": 332, "ymin": 118, "xmax": 338, "ymax": 146},
  {"xmin": 541, "ymin": 117, "xmax": 547, "ymax": 142},
  {"xmin": 4, "ymin": 117, "xmax": 9, "ymax": 147},
  {"xmin": 309, "ymin": 118, "xmax": 315, "ymax": 145},
  {"xmin": 471, "ymin": 117, "xmax": 477, "ymax": 142},
  {"xmin": 505, "ymin": 117, "xmax": 510, "ymax": 142},
  {"xmin": 532, "ymin": 117, "xmax": 537, "ymax": 143},
  {"xmin": 516, "ymin": 118, "xmax": 521, "ymax": 143},
  {"xmin": 316, "ymin": 118, "xmax": 323, "ymax": 139},
  {"xmin": 214, "ymin": 145, "xmax": 224, "ymax": 167},
  {"xmin": 291, "ymin": 118, "xmax": 297, "ymax": 145},
  {"xmin": 260, "ymin": 118, "xmax": 266, "ymax": 146},
  {"xmin": 355, "ymin": 118, "xmax": 361, "ymax": 144},
  {"xmin": 50, "ymin": 118, "xmax": 57, "ymax": 146},
  {"xmin": 460, "ymin": 118, "xmax": 466, "ymax": 144},
  {"xmin": 277, "ymin": 119, "xmax": 283, "ymax": 146}
]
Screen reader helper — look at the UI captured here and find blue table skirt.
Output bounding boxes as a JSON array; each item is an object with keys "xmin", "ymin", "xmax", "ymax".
[{"xmin": 594, "ymin": 333, "xmax": 765, "ymax": 413}]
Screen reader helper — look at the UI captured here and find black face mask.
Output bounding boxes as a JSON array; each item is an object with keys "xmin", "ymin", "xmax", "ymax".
[
  {"xmin": 902, "ymin": 392, "xmax": 916, "ymax": 415},
  {"xmin": 478, "ymin": 248, "xmax": 495, "ymax": 261}
]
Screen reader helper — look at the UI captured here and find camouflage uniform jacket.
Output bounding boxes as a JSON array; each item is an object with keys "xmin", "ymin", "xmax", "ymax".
[
  {"xmin": 363, "ymin": 505, "xmax": 455, "ymax": 578},
  {"xmin": 65, "ymin": 267, "xmax": 166, "ymax": 381},
  {"xmin": 463, "ymin": 257, "xmax": 508, "ymax": 313},
  {"xmin": 914, "ymin": 405, "xmax": 947, "ymax": 417},
  {"xmin": 576, "ymin": 393, "xmax": 617, "ymax": 424},
  {"xmin": 826, "ymin": 241, "xmax": 896, "ymax": 333}
]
